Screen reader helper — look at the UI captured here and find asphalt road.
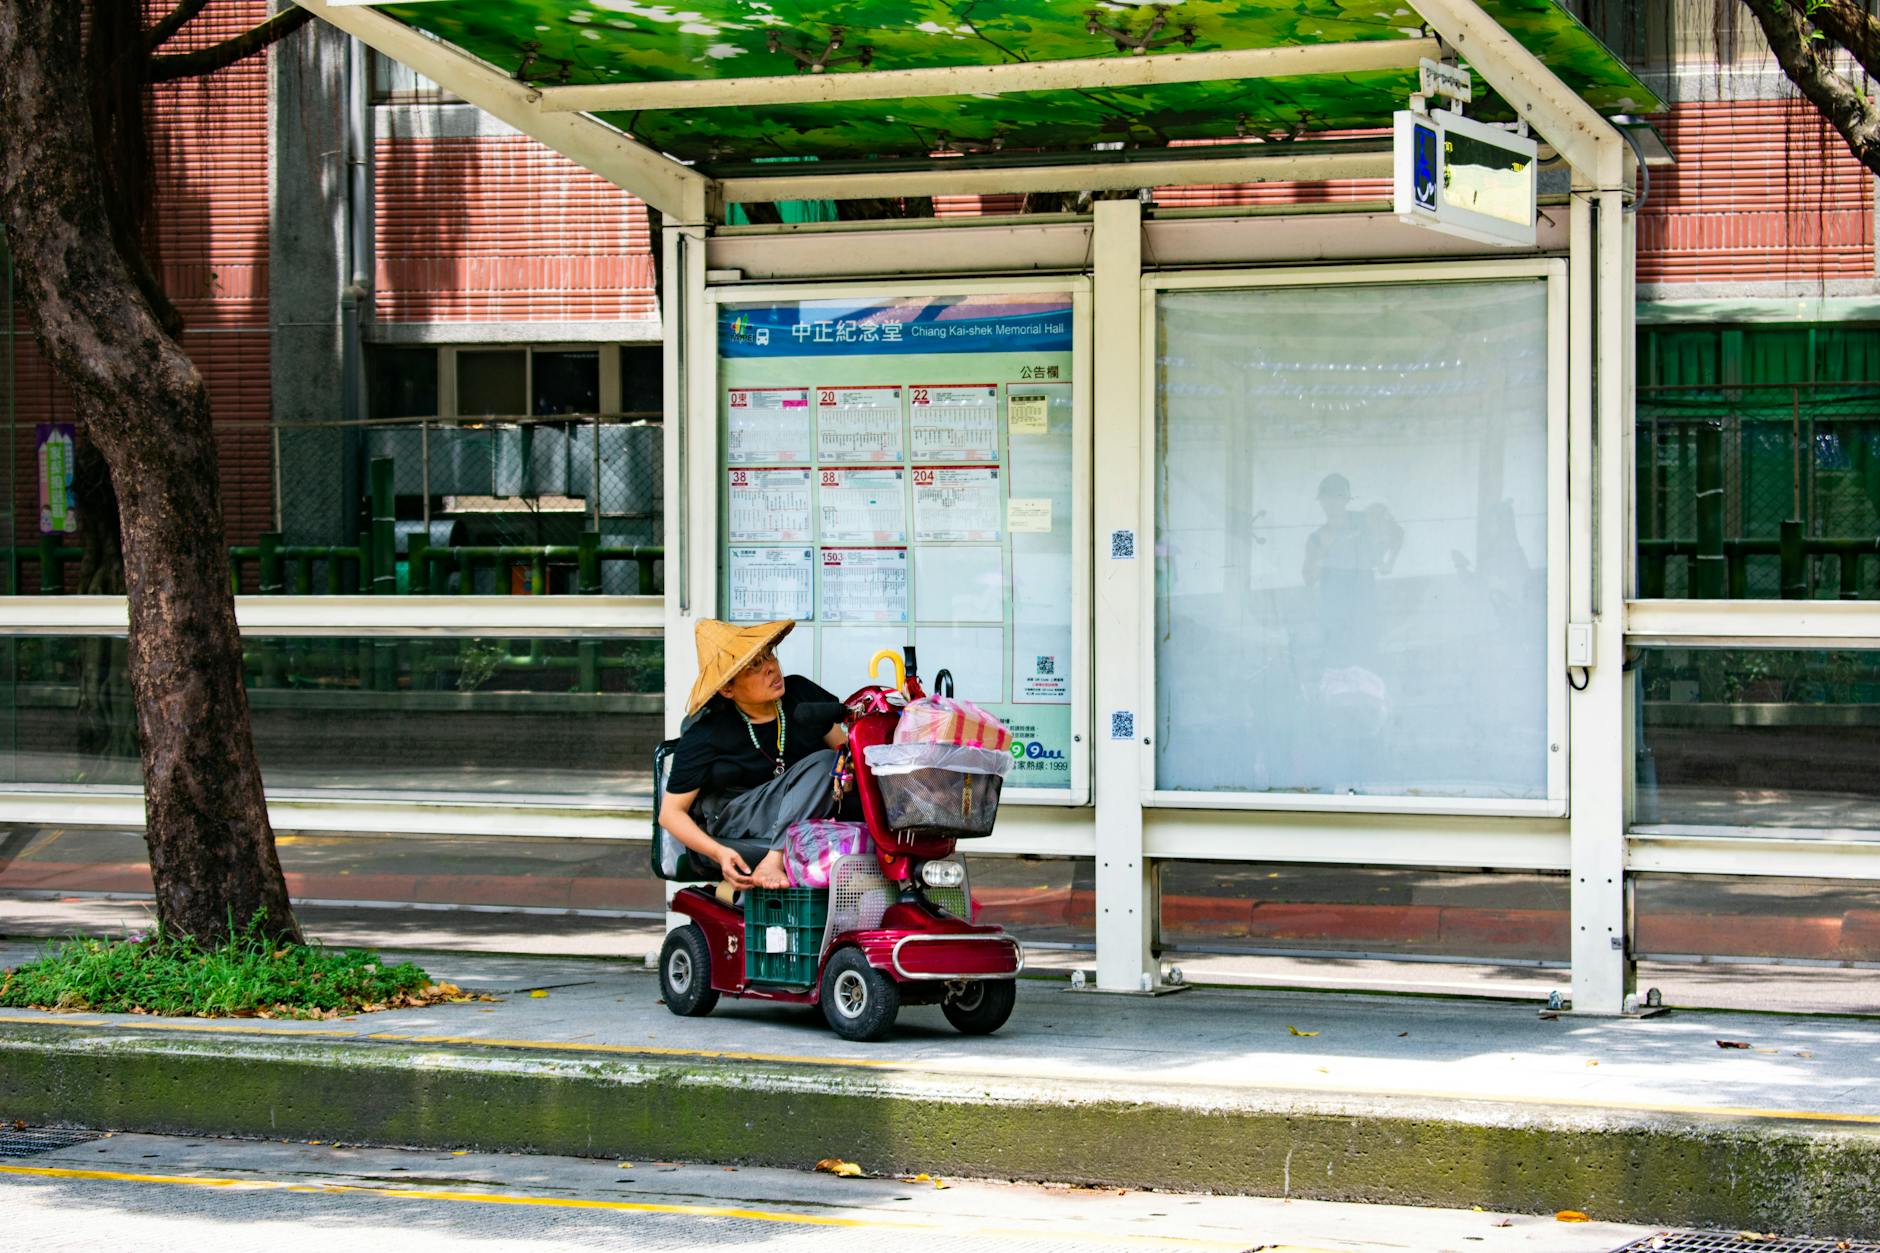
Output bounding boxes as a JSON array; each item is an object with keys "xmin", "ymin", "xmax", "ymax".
[{"xmin": 0, "ymin": 1131, "xmax": 1654, "ymax": 1253}]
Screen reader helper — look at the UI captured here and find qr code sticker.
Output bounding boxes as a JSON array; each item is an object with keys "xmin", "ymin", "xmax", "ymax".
[
  {"xmin": 1035, "ymin": 655, "xmax": 1056, "ymax": 676},
  {"xmin": 1109, "ymin": 529, "xmax": 1136, "ymax": 560},
  {"xmin": 1110, "ymin": 710, "xmax": 1136, "ymax": 741}
]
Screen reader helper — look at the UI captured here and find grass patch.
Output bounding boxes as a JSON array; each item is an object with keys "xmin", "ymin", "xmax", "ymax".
[{"xmin": 0, "ymin": 914, "xmax": 475, "ymax": 1019}]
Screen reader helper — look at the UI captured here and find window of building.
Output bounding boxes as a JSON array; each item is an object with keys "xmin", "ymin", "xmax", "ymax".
[{"xmin": 369, "ymin": 50, "xmax": 461, "ymax": 105}]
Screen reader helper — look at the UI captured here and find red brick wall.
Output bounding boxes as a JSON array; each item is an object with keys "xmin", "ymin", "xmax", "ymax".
[
  {"xmin": 375, "ymin": 135, "xmax": 656, "ymax": 322},
  {"xmin": 9, "ymin": 0, "xmax": 275, "ymax": 589},
  {"xmin": 1638, "ymin": 98, "xmax": 1873, "ymax": 284}
]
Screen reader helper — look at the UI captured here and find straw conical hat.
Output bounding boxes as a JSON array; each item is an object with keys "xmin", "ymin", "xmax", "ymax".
[{"xmin": 686, "ymin": 618, "xmax": 794, "ymax": 716}]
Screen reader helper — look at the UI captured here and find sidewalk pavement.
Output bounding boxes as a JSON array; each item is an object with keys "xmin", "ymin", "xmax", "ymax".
[{"xmin": 4, "ymin": 936, "xmax": 1879, "ymax": 1239}]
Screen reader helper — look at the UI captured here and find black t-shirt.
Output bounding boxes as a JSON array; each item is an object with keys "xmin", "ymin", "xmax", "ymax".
[{"xmin": 666, "ymin": 674, "xmax": 842, "ymax": 796}]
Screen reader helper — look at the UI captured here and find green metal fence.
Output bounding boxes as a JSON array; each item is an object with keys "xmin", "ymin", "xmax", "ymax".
[
  {"xmin": 1638, "ymin": 382, "xmax": 1880, "ymax": 599},
  {"xmin": 9, "ymin": 420, "xmax": 664, "ymax": 597}
]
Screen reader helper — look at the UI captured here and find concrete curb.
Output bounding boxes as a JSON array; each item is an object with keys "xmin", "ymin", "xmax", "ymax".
[{"xmin": 3, "ymin": 1021, "xmax": 1878, "ymax": 1237}]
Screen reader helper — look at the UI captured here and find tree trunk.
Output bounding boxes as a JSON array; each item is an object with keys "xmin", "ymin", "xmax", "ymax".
[{"xmin": 0, "ymin": 0, "xmax": 299, "ymax": 944}]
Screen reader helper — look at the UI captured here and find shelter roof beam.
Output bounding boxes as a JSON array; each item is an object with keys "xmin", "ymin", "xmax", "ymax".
[
  {"xmin": 293, "ymin": 0, "xmax": 716, "ymax": 223},
  {"xmin": 537, "ymin": 38, "xmax": 1441, "ymax": 114},
  {"xmin": 1410, "ymin": 0, "xmax": 1623, "ymax": 188},
  {"xmin": 717, "ymin": 144, "xmax": 1393, "ymax": 203}
]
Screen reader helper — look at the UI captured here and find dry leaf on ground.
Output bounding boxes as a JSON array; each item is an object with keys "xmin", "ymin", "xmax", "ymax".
[
  {"xmin": 1716, "ymin": 1040, "xmax": 1750, "ymax": 1049},
  {"xmin": 1286, "ymin": 1025, "xmax": 1319, "ymax": 1037},
  {"xmin": 1555, "ymin": 1210, "xmax": 1591, "ymax": 1223},
  {"xmin": 815, "ymin": 1158, "xmax": 865, "ymax": 1178}
]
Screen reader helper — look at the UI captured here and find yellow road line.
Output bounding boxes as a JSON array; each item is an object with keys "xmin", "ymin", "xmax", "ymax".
[
  {"xmin": 4, "ymin": 1012, "xmax": 1877, "ymax": 1129},
  {"xmin": 0, "ymin": 1163, "xmax": 1250, "ymax": 1249}
]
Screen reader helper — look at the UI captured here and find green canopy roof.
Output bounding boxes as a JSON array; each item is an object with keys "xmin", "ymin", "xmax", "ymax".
[{"xmin": 374, "ymin": 0, "xmax": 1660, "ymax": 167}]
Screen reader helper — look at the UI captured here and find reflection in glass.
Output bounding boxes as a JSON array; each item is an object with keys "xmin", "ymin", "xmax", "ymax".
[
  {"xmin": 367, "ymin": 346, "xmax": 439, "ymax": 420},
  {"xmin": 0, "ymin": 636, "xmax": 663, "ymax": 801},
  {"xmin": 532, "ymin": 350, "xmax": 600, "ymax": 417},
  {"xmin": 1154, "ymin": 280, "xmax": 1551, "ymax": 800},
  {"xmin": 1635, "ymin": 647, "xmax": 1880, "ymax": 834}
]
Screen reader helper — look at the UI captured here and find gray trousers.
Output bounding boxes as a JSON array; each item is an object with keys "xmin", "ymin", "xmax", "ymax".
[{"xmin": 702, "ymin": 748, "xmax": 839, "ymax": 869}]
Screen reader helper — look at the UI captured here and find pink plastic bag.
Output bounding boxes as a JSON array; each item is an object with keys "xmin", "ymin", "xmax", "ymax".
[
  {"xmin": 784, "ymin": 819, "xmax": 869, "ymax": 889},
  {"xmin": 891, "ymin": 695, "xmax": 1012, "ymax": 751}
]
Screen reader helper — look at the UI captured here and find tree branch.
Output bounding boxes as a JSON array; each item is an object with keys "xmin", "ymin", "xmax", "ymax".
[
  {"xmin": 144, "ymin": 0, "xmax": 213, "ymax": 53},
  {"xmin": 146, "ymin": 7, "xmax": 314, "ymax": 83},
  {"xmin": 1791, "ymin": 0, "xmax": 1880, "ymax": 78},
  {"xmin": 1745, "ymin": 0, "xmax": 1880, "ymax": 179}
]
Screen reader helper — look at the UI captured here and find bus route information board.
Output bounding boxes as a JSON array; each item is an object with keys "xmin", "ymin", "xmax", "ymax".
[{"xmin": 718, "ymin": 293, "xmax": 1076, "ymax": 790}]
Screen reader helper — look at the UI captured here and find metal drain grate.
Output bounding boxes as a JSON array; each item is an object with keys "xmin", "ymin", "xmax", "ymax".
[
  {"xmin": 0, "ymin": 1126, "xmax": 103, "ymax": 1158},
  {"xmin": 1614, "ymin": 1233, "xmax": 1880, "ymax": 1252}
]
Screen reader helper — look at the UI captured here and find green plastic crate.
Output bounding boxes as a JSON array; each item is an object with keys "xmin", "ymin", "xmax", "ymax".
[{"xmin": 744, "ymin": 887, "xmax": 829, "ymax": 986}]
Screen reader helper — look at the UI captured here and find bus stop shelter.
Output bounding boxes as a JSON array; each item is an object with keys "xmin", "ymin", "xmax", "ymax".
[{"xmin": 299, "ymin": 0, "xmax": 1661, "ymax": 1012}]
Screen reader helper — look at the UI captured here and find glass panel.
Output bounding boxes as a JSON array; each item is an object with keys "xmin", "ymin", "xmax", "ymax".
[
  {"xmin": 1636, "ymin": 384, "xmax": 1880, "ymax": 600},
  {"xmin": 1635, "ymin": 646, "xmax": 1880, "ymax": 834},
  {"xmin": 457, "ymin": 350, "xmax": 527, "ymax": 418},
  {"xmin": 1154, "ymin": 280, "xmax": 1552, "ymax": 802},
  {"xmin": 1634, "ymin": 873, "xmax": 1880, "ymax": 964},
  {"xmin": 0, "ymin": 635, "xmax": 663, "ymax": 801},
  {"xmin": 532, "ymin": 350, "xmax": 600, "ymax": 417},
  {"xmin": 368, "ymin": 347, "xmax": 438, "ymax": 420},
  {"xmin": 716, "ymin": 292, "xmax": 1079, "ymax": 791},
  {"xmin": 0, "ymin": 825, "xmax": 669, "ymax": 915},
  {"xmin": 1158, "ymin": 862, "xmax": 1568, "ymax": 963},
  {"xmin": 962, "ymin": 855, "xmax": 1093, "ymax": 949}
]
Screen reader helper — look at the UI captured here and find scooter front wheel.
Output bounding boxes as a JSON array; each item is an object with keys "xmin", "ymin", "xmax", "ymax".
[
  {"xmin": 819, "ymin": 948, "xmax": 900, "ymax": 1042},
  {"xmin": 660, "ymin": 923, "xmax": 720, "ymax": 1017},
  {"xmin": 941, "ymin": 978, "xmax": 1016, "ymax": 1035}
]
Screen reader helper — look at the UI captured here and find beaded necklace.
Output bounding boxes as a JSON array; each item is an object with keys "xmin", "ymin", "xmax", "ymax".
[{"xmin": 738, "ymin": 701, "xmax": 786, "ymax": 777}]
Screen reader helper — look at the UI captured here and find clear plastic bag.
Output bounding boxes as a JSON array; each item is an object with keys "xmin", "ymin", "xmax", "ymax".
[
  {"xmin": 891, "ymin": 696, "xmax": 1012, "ymax": 751},
  {"xmin": 863, "ymin": 744, "xmax": 1010, "ymax": 835}
]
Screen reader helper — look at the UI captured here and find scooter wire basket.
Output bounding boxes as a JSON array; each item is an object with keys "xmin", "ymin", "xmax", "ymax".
[{"xmin": 863, "ymin": 744, "xmax": 1009, "ymax": 837}]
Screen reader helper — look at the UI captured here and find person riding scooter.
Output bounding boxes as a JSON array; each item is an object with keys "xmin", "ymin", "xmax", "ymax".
[{"xmin": 657, "ymin": 619, "xmax": 848, "ymax": 890}]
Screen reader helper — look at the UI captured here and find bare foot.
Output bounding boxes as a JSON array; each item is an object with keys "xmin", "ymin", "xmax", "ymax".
[{"xmin": 752, "ymin": 849, "xmax": 790, "ymax": 889}]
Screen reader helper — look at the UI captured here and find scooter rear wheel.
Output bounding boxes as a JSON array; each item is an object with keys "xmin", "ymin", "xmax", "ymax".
[
  {"xmin": 941, "ymin": 978, "xmax": 1016, "ymax": 1035},
  {"xmin": 660, "ymin": 923, "xmax": 720, "ymax": 1017},
  {"xmin": 819, "ymin": 947, "xmax": 899, "ymax": 1042}
]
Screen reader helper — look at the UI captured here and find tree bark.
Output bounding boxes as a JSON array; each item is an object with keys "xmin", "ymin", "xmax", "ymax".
[
  {"xmin": 0, "ymin": 0, "xmax": 299, "ymax": 944},
  {"xmin": 1744, "ymin": 0, "xmax": 1880, "ymax": 179}
]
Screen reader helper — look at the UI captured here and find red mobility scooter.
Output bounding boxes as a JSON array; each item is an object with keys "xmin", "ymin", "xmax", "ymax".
[{"xmin": 653, "ymin": 647, "xmax": 1024, "ymax": 1042}]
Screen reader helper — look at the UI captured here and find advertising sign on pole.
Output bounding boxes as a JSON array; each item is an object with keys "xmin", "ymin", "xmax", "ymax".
[{"xmin": 37, "ymin": 423, "xmax": 79, "ymax": 536}]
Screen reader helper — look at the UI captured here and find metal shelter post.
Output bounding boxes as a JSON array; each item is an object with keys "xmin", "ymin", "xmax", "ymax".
[
  {"xmin": 1413, "ymin": 0, "xmax": 1633, "ymax": 1014},
  {"xmin": 1564, "ymin": 187, "xmax": 1638, "ymax": 1013},
  {"xmin": 1091, "ymin": 199, "xmax": 1156, "ymax": 993}
]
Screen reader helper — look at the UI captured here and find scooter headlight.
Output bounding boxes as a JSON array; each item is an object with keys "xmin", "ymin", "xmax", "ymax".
[{"xmin": 919, "ymin": 860, "xmax": 965, "ymax": 889}]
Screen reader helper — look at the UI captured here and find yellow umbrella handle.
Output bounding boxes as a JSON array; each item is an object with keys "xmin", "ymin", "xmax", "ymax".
[{"xmin": 868, "ymin": 648, "xmax": 906, "ymax": 692}]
